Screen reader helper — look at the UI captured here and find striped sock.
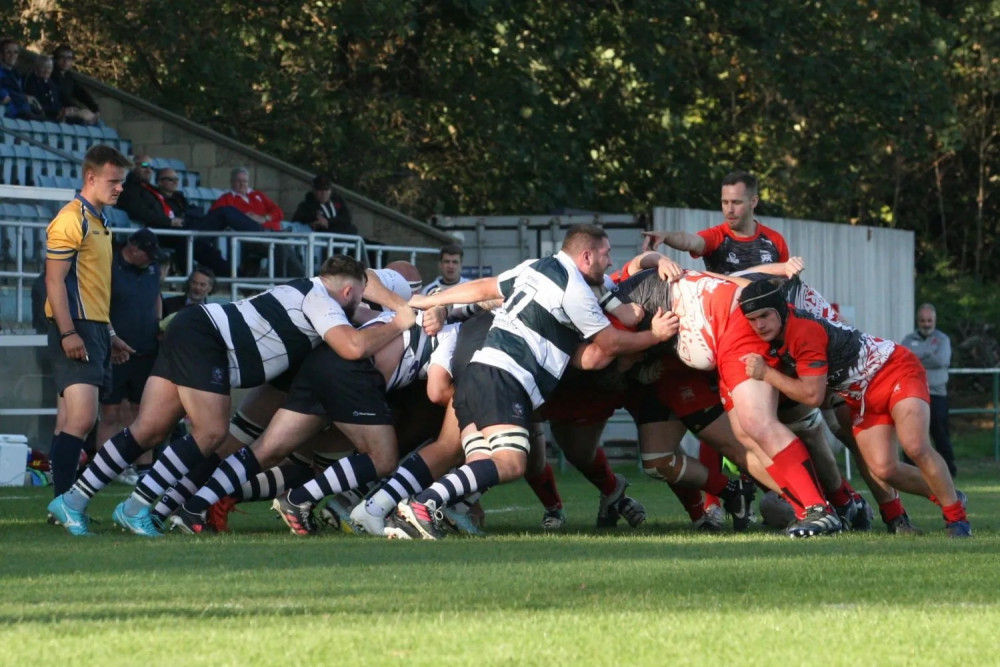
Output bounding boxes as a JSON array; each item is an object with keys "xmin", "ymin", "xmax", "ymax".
[
  {"xmin": 184, "ymin": 447, "xmax": 262, "ymax": 515},
  {"xmin": 364, "ymin": 452, "xmax": 435, "ymax": 519},
  {"xmin": 153, "ymin": 454, "xmax": 222, "ymax": 518},
  {"xmin": 127, "ymin": 435, "xmax": 207, "ymax": 513},
  {"xmin": 288, "ymin": 454, "xmax": 378, "ymax": 505},
  {"xmin": 417, "ymin": 459, "xmax": 500, "ymax": 508},
  {"xmin": 235, "ymin": 461, "xmax": 314, "ymax": 502},
  {"xmin": 64, "ymin": 429, "xmax": 144, "ymax": 511}
]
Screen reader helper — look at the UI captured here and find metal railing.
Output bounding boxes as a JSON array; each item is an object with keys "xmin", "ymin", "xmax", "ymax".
[{"xmin": 1, "ymin": 218, "xmax": 439, "ymax": 323}]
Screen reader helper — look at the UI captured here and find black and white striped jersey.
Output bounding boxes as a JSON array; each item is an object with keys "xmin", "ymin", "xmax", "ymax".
[
  {"xmin": 200, "ymin": 277, "xmax": 351, "ymax": 388},
  {"xmin": 471, "ymin": 252, "xmax": 611, "ymax": 408}
]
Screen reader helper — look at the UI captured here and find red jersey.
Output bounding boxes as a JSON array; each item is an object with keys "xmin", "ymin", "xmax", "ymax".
[
  {"xmin": 211, "ymin": 190, "xmax": 284, "ymax": 231},
  {"xmin": 697, "ymin": 221, "xmax": 789, "ymax": 274}
]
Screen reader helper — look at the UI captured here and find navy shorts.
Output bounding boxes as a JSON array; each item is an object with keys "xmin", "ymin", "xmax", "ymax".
[
  {"xmin": 102, "ymin": 352, "xmax": 157, "ymax": 405},
  {"xmin": 283, "ymin": 345, "xmax": 392, "ymax": 424},
  {"xmin": 453, "ymin": 363, "xmax": 533, "ymax": 432},
  {"xmin": 48, "ymin": 319, "xmax": 112, "ymax": 398},
  {"xmin": 150, "ymin": 306, "xmax": 231, "ymax": 394}
]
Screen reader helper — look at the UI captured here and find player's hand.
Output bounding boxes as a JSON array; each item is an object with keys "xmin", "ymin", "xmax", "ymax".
[
  {"xmin": 393, "ymin": 306, "xmax": 417, "ymax": 330},
  {"xmin": 657, "ymin": 257, "xmax": 683, "ymax": 282},
  {"xmin": 421, "ymin": 305, "xmax": 448, "ymax": 336},
  {"xmin": 743, "ymin": 353, "xmax": 768, "ymax": 380},
  {"xmin": 111, "ymin": 336, "xmax": 135, "ymax": 365},
  {"xmin": 61, "ymin": 332, "xmax": 88, "ymax": 362},
  {"xmin": 650, "ymin": 308, "xmax": 679, "ymax": 341},
  {"xmin": 408, "ymin": 294, "xmax": 435, "ymax": 310},
  {"xmin": 784, "ymin": 257, "xmax": 805, "ymax": 278},
  {"xmin": 641, "ymin": 231, "xmax": 668, "ymax": 252}
]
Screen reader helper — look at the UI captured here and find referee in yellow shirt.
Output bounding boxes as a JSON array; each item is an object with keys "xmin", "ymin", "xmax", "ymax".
[{"xmin": 44, "ymin": 145, "xmax": 135, "ymax": 497}]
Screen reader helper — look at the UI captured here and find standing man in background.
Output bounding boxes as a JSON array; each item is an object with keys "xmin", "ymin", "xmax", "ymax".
[
  {"xmin": 421, "ymin": 244, "xmax": 468, "ymax": 295},
  {"xmin": 43, "ymin": 145, "xmax": 134, "ymax": 504},
  {"xmin": 902, "ymin": 304, "xmax": 957, "ymax": 477}
]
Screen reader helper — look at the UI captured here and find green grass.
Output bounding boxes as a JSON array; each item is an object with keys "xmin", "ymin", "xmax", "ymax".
[{"xmin": 2, "ymin": 462, "xmax": 998, "ymax": 666}]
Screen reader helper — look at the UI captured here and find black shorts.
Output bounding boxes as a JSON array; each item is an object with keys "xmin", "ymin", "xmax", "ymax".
[
  {"xmin": 150, "ymin": 306, "xmax": 231, "ymax": 394},
  {"xmin": 388, "ymin": 380, "xmax": 445, "ymax": 455},
  {"xmin": 453, "ymin": 363, "xmax": 532, "ymax": 432},
  {"xmin": 451, "ymin": 311, "xmax": 494, "ymax": 388},
  {"xmin": 623, "ymin": 382, "xmax": 673, "ymax": 426},
  {"xmin": 48, "ymin": 319, "xmax": 112, "ymax": 398},
  {"xmin": 282, "ymin": 345, "xmax": 392, "ymax": 424},
  {"xmin": 102, "ymin": 352, "xmax": 157, "ymax": 405}
]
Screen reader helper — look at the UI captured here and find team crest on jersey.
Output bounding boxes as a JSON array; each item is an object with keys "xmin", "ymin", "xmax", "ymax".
[
  {"xmin": 211, "ymin": 367, "xmax": 225, "ymax": 385},
  {"xmin": 760, "ymin": 251, "xmax": 773, "ymax": 263},
  {"xmin": 727, "ymin": 252, "xmax": 739, "ymax": 265},
  {"xmin": 511, "ymin": 402, "xmax": 525, "ymax": 419},
  {"xmin": 680, "ymin": 387, "xmax": 695, "ymax": 402}
]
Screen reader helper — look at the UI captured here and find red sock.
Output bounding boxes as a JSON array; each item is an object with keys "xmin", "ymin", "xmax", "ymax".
[
  {"xmin": 699, "ymin": 441, "xmax": 722, "ymax": 507},
  {"xmin": 524, "ymin": 463, "xmax": 562, "ymax": 510},
  {"xmin": 582, "ymin": 448, "xmax": 618, "ymax": 496},
  {"xmin": 702, "ymin": 464, "xmax": 730, "ymax": 496},
  {"xmin": 879, "ymin": 497, "xmax": 905, "ymax": 523},
  {"xmin": 829, "ymin": 480, "xmax": 853, "ymax": 507},
  {"xmin": 941, "ymin": 501, "xmax": 967, "ymax": 523},
  {"xmin": 668, "ymin": 483, "xmax": 705, "ymax": 521},
  {"xmin": 767, "ymin": 439, "xmax": 826, "ymax": 509},
  {"xmin": 782, "ymin": 492, "xmax": 807, "ymax": 519}
]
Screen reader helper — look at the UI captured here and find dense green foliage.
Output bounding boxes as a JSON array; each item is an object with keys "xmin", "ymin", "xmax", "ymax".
[
  {"xmin": 2, "ymin": 463, "xmax": 999, "ymax": 664},
  {"xmin": 6, "ymin": 1, "xmax": 1000, "ymax": 323}
]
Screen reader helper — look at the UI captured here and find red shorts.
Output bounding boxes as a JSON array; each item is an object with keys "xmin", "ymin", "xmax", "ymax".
[
  {"xmin": 715, "ymin": 313, "xmax": 771, "ymax": 410},
  {"xmin": 655, "ymin": 356, "xmax": 721, "ymax": 417},
  {"xmin": 844, "ymin": 346, "xmax": 930, "ymax": 435}
]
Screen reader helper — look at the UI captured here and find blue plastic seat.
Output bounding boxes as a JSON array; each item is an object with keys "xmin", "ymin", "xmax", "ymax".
[
  {"xmin": 0, "ymin": 144, "xmax": 15, "ymax": 184},
  {"xmin": 105, "ymin": 206, "xmax": 133, "ymax": 228}
]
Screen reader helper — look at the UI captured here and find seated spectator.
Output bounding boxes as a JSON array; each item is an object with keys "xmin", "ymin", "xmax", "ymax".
[
  {"xmin": 0, "ymin": 38, "xmax": 44, "ymax": 121},
  {"xmin": 210, "ymin": 167, "xmax": 305, "ymax": 277},
  {"xmin": 291, "ymin": 173, "xmax": 357, "ymax": 235},
  {"xmin": 51, "ymin": 45, "xmax": 100, "ymax": 125},
  {"xmin": 116, "ymin": 155, "xmax": 231, "ymax": 276},
  {"xmin": 162, "ymin": 265, "xmax": 216, "ymax": 319},
  {"xmin": 212, "ymin": 167, "xmax": 284, "ymax": 231},
  {"xmin": 24, "ymin": 55, "xmax": 62, "ymax": 121}
]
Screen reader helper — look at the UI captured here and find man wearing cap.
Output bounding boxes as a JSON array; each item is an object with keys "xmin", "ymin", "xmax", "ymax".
[
  {"xmin": 43, "ymin": 145, "xmax": 135, "ymax": 502},
  {"xmin": 95, "ymin": 228, "xmax": 167, "ymax": 482},
  {"xmin": 739, "ymin": 278, "xmax": 971, "ymax": 538}
]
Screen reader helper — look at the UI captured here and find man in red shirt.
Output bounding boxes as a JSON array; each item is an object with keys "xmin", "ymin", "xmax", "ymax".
[
  {"xmin": 643, "ymin": 170, "xmax": 789, "ymax": 273},
  {"xmin": 739, "ymin": 279, "xmax": 971, "ymax": 537},
  {"xmin": 211, "ymin": 167, "xmax": 304, "ymax": 276}
]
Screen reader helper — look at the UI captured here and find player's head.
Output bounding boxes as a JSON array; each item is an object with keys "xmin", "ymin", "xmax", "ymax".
[
  {"xmin": 318, "ymin": 254, "xmax": 368, "ymax": 317},
  {"xmin": 739, "ymin": 278, "xmax": 787, "ymax": 342},
  {"xmin": 721, "ymin": 170, "xmax": 759, "ymax": 231},
  {"xmin": 82, "ymin": 145, "xmax": 132, "ymax": 207},
  {"xmin": 438, "ymin": 244, "xmax": 463, "ymax": 282},
  {"xmin": 562, "ymin": 223, "xmax": 611, "ymax": 286},
  {"xmin": 385, "ymin": 260, "xmax": 423, "ymax": 295},
  {"xmin": 917, "ymin": 303, "xmax": 936, "ymax": 336}
]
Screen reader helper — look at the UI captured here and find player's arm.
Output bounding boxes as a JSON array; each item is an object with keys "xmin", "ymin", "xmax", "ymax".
[
  {"xmin": 570, "ymin": 341, "xmax": 615, "ymax": 371},
  {"xmin": 322, "ymin": 314, "xmax": 413, "ymax": 360},
  {"xmin": 728, "ymin": 257, "xmax": 805, "ymax": 282},
  {"xmin": 364, "ymin": 268, "xmax": 408, "ymax": 312},
  {"xmin": 409, "ymin": 276, "xmax": 501, "ymax": 311},
  {"xmin": 641, "ymin": 230, "xmax": 706, "ymax": 256},
  {"xmin": 744, "ymin": 353, "xmax": 827, "ymax": 407},
  {"xmin": 425, "ymin": 364, "xmax": 454, "ymax": 406},
  {"xmin": 590, "ymin": 308, "xmax": 678, "ymax": 357},
  {"xmin": 623, "ymin": 251, "xmax": 684, "ymax": 281}
]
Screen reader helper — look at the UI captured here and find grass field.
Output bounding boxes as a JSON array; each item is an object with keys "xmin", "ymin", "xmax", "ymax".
[{"xmin": 2, "ymin": 458, "xmax": 999, "ymax": 667}]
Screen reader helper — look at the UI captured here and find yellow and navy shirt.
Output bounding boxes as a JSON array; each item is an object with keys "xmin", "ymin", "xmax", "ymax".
[{"xmin": 44, "ymin": 196, "xmax": 113, "ymax": 323}]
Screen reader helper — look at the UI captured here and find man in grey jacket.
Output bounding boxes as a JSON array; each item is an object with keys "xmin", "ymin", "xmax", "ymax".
[{"xmin": 902, "ymin": 303, "xmax": 957, "ymax": 476}]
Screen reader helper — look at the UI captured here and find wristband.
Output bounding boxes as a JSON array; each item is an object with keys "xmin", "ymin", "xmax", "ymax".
[
  {"xmin": 61, "ymin": 330, "xmax": 77, "ymax": 339},
  {"xmin": 108, "ymin": 329, "xmax": 117, "ymax": 338}
]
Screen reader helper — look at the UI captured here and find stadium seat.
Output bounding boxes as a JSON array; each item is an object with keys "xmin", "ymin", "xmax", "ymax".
[
  {"xmin": 105, "ymin": 207, "xmax": 134, "ymax": 228},
  {"xmin": 8, "ymin": 145, "xmax": 30, "ymax": 185},
  {"xmin": 0, "ymin": 144, "xmax": 15, "ymax": 184},
  {"xmin": 39, "ymin": 121, "xmax": 66, "ymax": 151}
]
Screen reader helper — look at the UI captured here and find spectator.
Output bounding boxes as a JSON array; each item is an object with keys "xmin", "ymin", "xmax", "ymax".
[
  {"xmin": 117, "ymin": 155, "xmax": 238, "ymax": 276},
  {"xmin": 24, "ymin": 55, "xmax": 62, "ymax": 121},
  {"xmin": 291, "ymin": 173, "xmax": 357, "ymax": 235},
  {"xmin": 421, "ymin": 244, "xmax": 468, "ymax": 294},
  {"xmin": 901, "ymin": 303, "xmax": 958, "ymax": 477},
  {"xmin": 97, "ymin": 228, "xmax": 167, "ymax": 483},
  {"xmin": 0, "ymin": 38, "xmax": 44, "ymax": 121},
  {"xmin": 162, "ymin": 265, "xmax": 215, "ymax": 319},
  {"xmin": 51, "ymin": 45, "xmax": 100, "ymax": 125},
  {"xmin": 212, "ymin": 167, "xmax": 284, "ymax": 231},
  {"xmin": 211, "ymin": 167, "xmax": 304, "ymax": 277}
]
